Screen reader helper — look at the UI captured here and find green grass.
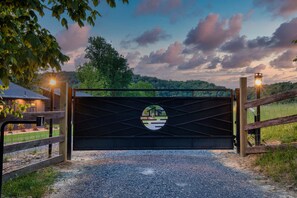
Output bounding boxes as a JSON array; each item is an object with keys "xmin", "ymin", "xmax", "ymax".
[
  {"xmin": 4, "ymin": 130, "xmax": 59, "ymax": 144},
  {"xmin": 2, "ymin": 167, "xmax": 59, "ymax": 198},
  {"xmin": 255, "ymin": 147, "xmax": 297, "ymax": 184},
  {"xmin": 246, "ymin": 103, "xmax": 297, "ymax": 143}
]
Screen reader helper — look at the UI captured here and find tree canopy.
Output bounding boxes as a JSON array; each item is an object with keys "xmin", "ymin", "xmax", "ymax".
[
  {"xmin": 0, "ymin": 0, "xmax": 128, "ymax": 117},
  {"xmin": 0, "ymin": 0, "xmax": 128, "ymax": 85},
  {"xmin": 81, "ymin": 36, "xmax": 133, "ymax": 90}
]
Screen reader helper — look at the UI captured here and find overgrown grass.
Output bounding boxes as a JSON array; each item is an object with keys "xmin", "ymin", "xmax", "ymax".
[
  {"xmin": 246, "ymin": 103, "xmax": 297, "ymax": 143},
  {"xmin": 4, "ymin": 130, "xmax": 59, "ymax": 144},
  {"xmin": 2, "ymin": 167, "xmax": 58, "ymax": 198},
  {"xmin": 255, "ymin": 147, "xmax": 297, "ymax": 185}
]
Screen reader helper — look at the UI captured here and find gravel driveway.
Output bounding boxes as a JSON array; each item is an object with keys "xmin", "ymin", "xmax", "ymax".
[{"xmin": 46, "ymin": 150, "xmax": 291, "ymax": 198}]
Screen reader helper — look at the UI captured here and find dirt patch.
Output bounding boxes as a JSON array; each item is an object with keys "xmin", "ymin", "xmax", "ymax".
[{"xmin": 212, "ymin": 150, "xmax": 297, "ymax": 197}]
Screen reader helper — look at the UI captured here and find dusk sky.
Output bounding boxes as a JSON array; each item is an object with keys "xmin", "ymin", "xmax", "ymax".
[{"xmin": 41, "ymin": 0, "xmax": 297, "ymax": 88}]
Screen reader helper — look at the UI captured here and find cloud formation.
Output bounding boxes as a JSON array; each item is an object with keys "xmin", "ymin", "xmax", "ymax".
[
  {"xmin": 140, "ymin": 42, "xmax": 185, "ymax": 66},
  {"xmin": 135, "ymin": 0, "xmax": 198, "ymax": 22},
  {"xmin": 56, "ymin": 24, "xmax": 90, "ymax": 52},
  {"xmin": 121, "ymin": 27, "xmax": 171, "ymax": 48},
  {"xmin": 270, "ymin": 49, "xmax": 297, "ymax": 69},
  {"xmin": 246, "ymin": 64, "xmax": 266, "ymax": 73},
  {"xmin": 220, "ymin": 18, "xmax": 297, "ymax": 69},
  {"xmin": 184, "ymin": 14, "xmax": 242, "ymax": 51},
  {"xmin": 134, "ymin": 13, "xmax": 297, "ymax": 87},
  {"xmin": 253, "ymin": 0, "xmax": 297, "ymax": 17},
  {"xmin": 125, "ymin": 51, "xmax": 141, "ymax": 67},
  {"xmin": 134, "ymin": 28, "xmax": 171, "ymax": 46}
]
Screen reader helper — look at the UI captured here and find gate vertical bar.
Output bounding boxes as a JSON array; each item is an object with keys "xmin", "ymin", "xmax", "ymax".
[
  {"xmin": 67, "ymin": 87, "xmax": 72, "ymax": 160},
  {"xmin": 240, "ymin": 78, "xmax": 247, "ymax": 157},
  {"xmin": 235, "ymin": 88, "xmax": 240, "ymax": 154},
  {"xmin": 59, "ymin": 82, "xmax": 68, "ymax": 161}
]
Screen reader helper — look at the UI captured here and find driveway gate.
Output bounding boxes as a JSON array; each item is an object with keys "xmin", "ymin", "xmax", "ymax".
[{"xmin": 72, "ymin": 89, "xmax": 234, "ymax": 150}]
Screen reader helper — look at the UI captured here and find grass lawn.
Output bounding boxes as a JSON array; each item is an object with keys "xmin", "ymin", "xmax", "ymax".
[
  {"xmin": 255, "ymin": 147, "xmax": 297, "ymax": 185},
  {"xmin": 4, "ymin": 130, "xmax": 60, "ymax": 144},
  {"xmin": 2, "ymin": 167, "xmax": 58, "ymax": 198},
  {"xmin": 244, "ymin": 103, "xmax": 297, "ymax": 187},
  {"xmin": 246, "ymin": 103, "xmax": 297, "ymax": 143}
]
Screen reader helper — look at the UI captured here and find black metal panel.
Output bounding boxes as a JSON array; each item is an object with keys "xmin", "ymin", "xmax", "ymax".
[{"xmin": 73, "ymin": 96, "xmax": 233, "ymax": 150}]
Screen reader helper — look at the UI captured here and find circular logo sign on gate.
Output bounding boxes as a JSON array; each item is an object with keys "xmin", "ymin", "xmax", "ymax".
[{"xmin": 141, "ymin": 105, "xmax": 168, "ymax": 130}]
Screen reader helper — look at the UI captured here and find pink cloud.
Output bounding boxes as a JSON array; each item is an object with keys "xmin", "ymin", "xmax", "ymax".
[
  {"xmin": 246, "ymin": 64, "xmax": 266, "ymax": 73},
  {"xmin": 121, "ymin": 27, "xmax": 171, "ymax": 47},
  {"xmin": 184, "ymin": 14, "xmax": 242, "ymax": 51},
  {"xmin": 56, "ymin": 24, "xmax": 90, "ymax": 52},
  {"xmin": 270, "ymin": 49, "xmax": 297, "ymax": 69},
  {"xmin": 135, "ymin": 0, "xmax": 162, "ymax": 15},
  {"xmin": 253, "ymin": 0, "xmax": 297, "ymax": 17},
  {"xmin": 135, "ymin": 0, "xmax": 196, "ymax": 23},
  {"xmin": 140, "ymin": 42, "xmax": 185, "ymax": 66},
  {"xmin": 134, "ymin": 28, "xmax": 171, "ymax": 46}
]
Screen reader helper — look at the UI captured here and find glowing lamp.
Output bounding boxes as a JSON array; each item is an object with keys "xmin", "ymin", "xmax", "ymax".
[
  {"xmin": 49, "ymin": 78, "xmax": 56, "ymax": 86},
  {"xmin": 254, "ymin": 73, "xmax": 263, "ymax": 87}
]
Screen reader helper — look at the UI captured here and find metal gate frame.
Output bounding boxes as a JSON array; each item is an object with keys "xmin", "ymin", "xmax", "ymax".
[{"xmin": 69, "ymin": 89, "xmax": 234, "ymax": 151}]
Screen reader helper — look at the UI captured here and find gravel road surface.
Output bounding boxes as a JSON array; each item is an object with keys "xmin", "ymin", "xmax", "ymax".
[{"xmin": 46, "ymin": 150, "xmax": 291, "ymax": 198}]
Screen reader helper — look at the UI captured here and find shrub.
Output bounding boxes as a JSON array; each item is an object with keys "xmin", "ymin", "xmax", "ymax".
[
  {"xmin": 31, "ymin": 124, "xmax": 39, "ymax": 131},
  {"xmin": 6, "ymin": 124, "xmax": 14, "ymax": 132},
  {"xmin": 17, "ymin": 124, "xmax": 26, "ymax": 132}
]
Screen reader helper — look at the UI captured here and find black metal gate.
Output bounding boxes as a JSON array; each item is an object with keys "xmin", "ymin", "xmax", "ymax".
[{"xmin": 72, "ymin": 89, "xmax": 234, "ymax": 150}]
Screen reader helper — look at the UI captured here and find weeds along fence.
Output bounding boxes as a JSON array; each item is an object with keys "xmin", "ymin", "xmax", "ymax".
[
  {"xmin": 239, "ymin": 78, "xmax": 297, "ymax": 157},
  {"xmin": 0, "ymin": 83, "xmax": 69, "ymax": 183}
]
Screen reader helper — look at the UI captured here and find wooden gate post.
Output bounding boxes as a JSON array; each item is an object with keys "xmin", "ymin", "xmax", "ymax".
[
  {"xmin": 240, "ymin": 77, "xmax": 247, "ymax": 157},
  {"xmin": 67, "ymin": 87, "xmax": 72, "ymax": 160},
  {"xmin": 235, "ymin": 88, "xmax": 240, "ymax": 154},
  {"xmin": 59, "ymin": 82, "xmax": 68, "ymax": 161}
]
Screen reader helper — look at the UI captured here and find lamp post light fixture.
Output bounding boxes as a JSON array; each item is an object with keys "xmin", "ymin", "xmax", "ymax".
[
  {"xmin": 49, "ymin": 77, "xmax": 56, "ymax": 158},
  {"xmin": 254, "ymin": 73, "xmax": 263, "ymax": 146}
]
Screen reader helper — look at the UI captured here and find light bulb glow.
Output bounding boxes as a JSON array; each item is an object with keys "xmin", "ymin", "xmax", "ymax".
[
  {"xmin": 49, "ymin": 79, "xmax": 56, "ymax": 86},
  {"xmin": 255, "ymin": 79, "xmax": 262, "ymax": 86}
]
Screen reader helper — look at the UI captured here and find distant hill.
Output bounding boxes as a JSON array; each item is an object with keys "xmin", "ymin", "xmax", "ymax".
[
  {"xmin": 247, "ymin": 82, "xmax": 297, "ymax": 102},
  {"xmin": 41, "ymin": 71, "xmax": 297, "ymax": 101},
  {"xmin": 52, "ymin": 71, "xmax": 226, "ymax": 89},
  {"xmin": 132, "ymin": 74, "xmax": 226, "ymax": 89}
]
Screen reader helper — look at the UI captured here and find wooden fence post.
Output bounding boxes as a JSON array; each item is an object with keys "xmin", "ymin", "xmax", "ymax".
[
  {"xmin": 240, "ymin": 77, "xmax": 247, "ymax": 157},
  {"xmin": 59, "ymin": 82, "xmax": 68, "ymax": 161}
]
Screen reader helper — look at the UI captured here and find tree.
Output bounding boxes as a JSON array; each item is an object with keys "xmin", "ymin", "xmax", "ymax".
[
  {"xmin": 76, "ymin": 63, "xmax": 106, "ymax": 96},
  {"xmin": 126, "ymin": 81, "xmax": 155, "ymax": 97},
  {"xmin": 84, "ymin": 36, "xmax": 133, "ymax": 89},
  {"xmin": 0, "ymin": 0, "xmax": 128, "ymax": 116},
  {"xmin": 0, "ymin": 0, "xmax": 128, "ymax": 85}
]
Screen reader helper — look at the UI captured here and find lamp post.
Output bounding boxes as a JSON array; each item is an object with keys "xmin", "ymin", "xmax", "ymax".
[
  {"xmin": 254, "ymin": 73, "xmax": 263, "ymax": 146},
  {"xmin": 49, "ymin": 78, "xmax": 56, "ymax": 157}
]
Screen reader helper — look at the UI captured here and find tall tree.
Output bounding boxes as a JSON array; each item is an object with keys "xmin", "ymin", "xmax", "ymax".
[
  {"xmin": 0, "ymin": 0, "xmax": 128, "ymax": 85},
  {"xmin": 126, "ymin": 81, "xmax": 155, "ymax": 97},
  {"xmin": 84, "ymin": 36, "xmax": 133, "ymax": 89},
  {"xmin": 0, "ymin": 0, "xmax": 128, "ymax": 117}
]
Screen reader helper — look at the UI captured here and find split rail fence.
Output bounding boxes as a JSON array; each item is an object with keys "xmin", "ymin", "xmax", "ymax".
[
  {"xmin": 0, "ymin": 82, "xmax": 69, "ymax": 182},
  {"xmin": 239, "ymin": 77, "xmax": 297, "ymax": 157}
]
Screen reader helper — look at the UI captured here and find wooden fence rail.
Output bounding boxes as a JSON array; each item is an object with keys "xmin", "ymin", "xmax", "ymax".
[
  {"xmin": 4, "ymin": 136, "xmax": 65, "ymax": 154},
  {"xmin": 1, "ymin": 82, "xmax": 69, "ymax": 186},
  {"xmin": 239, "ymin": 78, "xmax": 297, "ymax": 156},
  {"xmin": 244, "ymin": 89, "xmax": 297, "ymax": 109},
  {"xmin": 5, "ymin": 111, "xmax": 65, "ymax": 121}
]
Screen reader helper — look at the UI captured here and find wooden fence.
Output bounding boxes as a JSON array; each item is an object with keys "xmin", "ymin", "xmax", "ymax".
[
  {"xmin": 239, "ymin": 77, "xmax": 297, "ymax": 156},
  {"xmin": 1, "ymin": 82, "xmax": 69, "ymax": 182}
]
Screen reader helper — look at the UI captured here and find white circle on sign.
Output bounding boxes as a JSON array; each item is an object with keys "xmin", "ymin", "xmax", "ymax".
[{"xmin": 140, "ymin": 105, "xmax": 168, "ymax": 130}]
